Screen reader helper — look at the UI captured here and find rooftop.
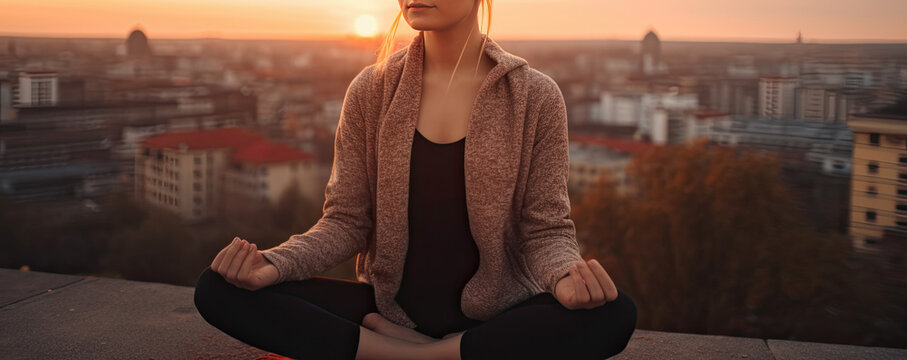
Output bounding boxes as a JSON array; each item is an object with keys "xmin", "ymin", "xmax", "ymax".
[
  {"xmin": 2, "ymin": 267, "xmax": 905, "ymax": 360},
  {"xmin": 230, "ymin": 141, "xmax": 314, "ymax": 164},
  {"xmin": 570, "ymin": 134, "xmax": 656, "ymax": 155},
  {"xmin": 141, "ymin": 127, "xmax": 266, "ymax": 150},
  {"xmin": 140, "ymin": 127, "xmax": 315, "ymax": 164},
  {"xmin": 851, "ymin": 97, "xmax": 907, "ymax": 121},
  {"xmin": 690, "ymin": 109, "xmax": 731, "ymax": 120}
]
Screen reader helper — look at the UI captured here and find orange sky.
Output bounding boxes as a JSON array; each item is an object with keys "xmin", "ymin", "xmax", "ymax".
[{"xmin": 1, "ymin": 0, "xmax": 906, "ymax": 42}]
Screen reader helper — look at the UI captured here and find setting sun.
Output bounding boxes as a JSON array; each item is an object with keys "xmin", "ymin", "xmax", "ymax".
[{"xmin": 354, "ymin": 14, "xmax": 378, "ymax": 38}]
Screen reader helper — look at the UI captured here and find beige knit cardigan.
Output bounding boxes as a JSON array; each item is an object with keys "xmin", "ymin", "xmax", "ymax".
[{"xmin": 261, "ymin": 30, "xmax": 584, "ymax": 329}]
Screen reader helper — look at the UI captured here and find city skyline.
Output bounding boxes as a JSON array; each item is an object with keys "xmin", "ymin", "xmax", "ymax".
[{"xmin": 2, "ymin": 0, "xmax": 907, "ymax": 43}]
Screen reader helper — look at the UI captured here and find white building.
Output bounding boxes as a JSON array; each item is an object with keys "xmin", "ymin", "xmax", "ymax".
[
  {"xmin": 136, "ymin": 127, "xmax": 321, "ymax": 223},
  {"xmin": 569, "ymin": 135, "xmax": 655, "ymax": 195},
  {"xmin": 707, "ymin": 115, "xmax": 853, "ymax": 176},
  {"xmin": 796, "ymin": 86, "xmax": 848, "ymax": 124},
  {"xmin": 759, "ymin": 76, "xmax": 798, "ymax": 119},
  {"xmin": 16, "ymin": 71, "xmax": 59, "ymax": 107},
  {"xmin": 683, "ymin": 110, "xmax": 733, "ymax": 143},
  {"xmin": 598, "ymin": 88, "xmax": 699, "ymax": 141}
]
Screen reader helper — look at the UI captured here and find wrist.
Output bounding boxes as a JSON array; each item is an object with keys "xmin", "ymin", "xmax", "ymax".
[{"xmin": 553, "ymin": 271, "xmax": 570, "ymax": 293}]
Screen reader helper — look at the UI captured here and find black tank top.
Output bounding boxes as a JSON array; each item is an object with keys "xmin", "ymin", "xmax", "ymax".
[{"xmin": 395, "ymin": 128, "xmax": 483, "ymax": 337}]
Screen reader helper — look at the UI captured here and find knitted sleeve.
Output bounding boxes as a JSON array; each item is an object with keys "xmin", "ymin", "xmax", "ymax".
[
  {"xmin": 518, "ymin": 74, "xmax": 584, "ymax": 295},
  {"xmin": 260, "ymin": 66, "xmax": 375, "ymax": 284}
]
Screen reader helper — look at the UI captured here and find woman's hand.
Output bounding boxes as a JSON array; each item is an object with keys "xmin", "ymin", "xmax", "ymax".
[
  {"xmin": 211, "ymin": 237, "xmax": 279, "ymax": 291},
  {"xmin": 553, "ymin": 259, "xmax": 618, "ymax": 310}
]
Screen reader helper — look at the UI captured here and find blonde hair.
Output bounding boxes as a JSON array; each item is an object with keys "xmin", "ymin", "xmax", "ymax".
[{"xmin": 375, "ymin": 0, "xmax": 493, "ymax": 94}]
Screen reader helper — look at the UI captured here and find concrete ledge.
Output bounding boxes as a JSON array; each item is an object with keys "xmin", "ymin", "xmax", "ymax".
[{"xmin": 1, "ymin": 268, "xmax": 904, "ymax": 359}]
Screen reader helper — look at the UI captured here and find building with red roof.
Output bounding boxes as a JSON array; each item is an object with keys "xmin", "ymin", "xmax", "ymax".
[
  {"xmin": 570, "ymin": 134, "xmax": 655, "ymax": 155},
  {"xmin": 684, "ymin": 109, "xmax": 733, "ymax": 142},
  {"xmin": 229, "ymin": 141, "xmax": 314, "ymax": 164},
  {"xmin": 139, "ymin": 127, "xmax": 265, "ymax": 150},
  {"xmin": 135, "ymin": 127, "xmax": 322, "ymax": 222},
  {"xmin": 568, "ymin": 134, "xmax": 657, "ymax": 195}
]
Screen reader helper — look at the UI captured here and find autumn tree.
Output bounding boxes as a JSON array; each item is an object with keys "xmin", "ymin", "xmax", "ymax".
[{"xmin": 572, "ymin": 139, "xmax": 877, "ymax": 343}]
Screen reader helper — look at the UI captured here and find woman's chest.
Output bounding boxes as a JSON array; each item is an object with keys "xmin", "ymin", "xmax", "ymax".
[{"xmin": 415, "ymin": 75, "xmax": 485, "ymax": 144}]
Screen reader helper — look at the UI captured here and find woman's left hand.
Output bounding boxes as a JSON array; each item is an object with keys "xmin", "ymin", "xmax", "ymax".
[{"xmin": 553, "ymin": 259, "xmax": 618, "ymax": 310}]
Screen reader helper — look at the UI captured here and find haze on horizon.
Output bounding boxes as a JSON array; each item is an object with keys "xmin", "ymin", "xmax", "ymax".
[{"xmin": 1, "ymin": 0, "xmax": 906, "ymax": 43}]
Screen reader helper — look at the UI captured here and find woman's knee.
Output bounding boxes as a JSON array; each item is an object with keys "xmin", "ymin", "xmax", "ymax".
[
  {"xmin": 610, "ymin": 288, "xmax": 638, "ymax": 330},
  {"xmin": 584, "ymin": 288, "xmax": 638, "ymax": 355},
  {"xmin": 194, "ymin": 266, "xmax": 232, "ymax": 314}
]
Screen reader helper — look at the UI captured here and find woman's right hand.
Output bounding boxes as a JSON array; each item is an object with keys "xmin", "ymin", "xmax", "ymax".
[{"xmin": 211, "ymin": 237, "xmax": 279, "ymax": 291}]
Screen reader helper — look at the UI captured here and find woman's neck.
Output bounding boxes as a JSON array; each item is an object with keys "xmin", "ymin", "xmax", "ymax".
[{"xmin": 423, "ymin": 25, "xmax": 486, "ymax": 80}]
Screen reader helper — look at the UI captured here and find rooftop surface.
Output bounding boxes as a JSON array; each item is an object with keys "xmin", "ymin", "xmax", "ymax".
[{"xmin": 2, "ymin": 267, "xmax": 905, "ymax": 360}]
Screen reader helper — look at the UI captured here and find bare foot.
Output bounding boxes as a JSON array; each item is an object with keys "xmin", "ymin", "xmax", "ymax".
[
  {"xmin": 442, "ymin": 330, "xmax": 465, "ymax": 340},
  {"xmin": 361, "ymin": 312, "xmax": 439, "ymax": 344}
]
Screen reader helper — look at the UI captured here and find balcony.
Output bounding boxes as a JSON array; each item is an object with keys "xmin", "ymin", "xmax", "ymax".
[{"xmin": 2, "ymin": 268, "xmax": 905, "ymax": 359}]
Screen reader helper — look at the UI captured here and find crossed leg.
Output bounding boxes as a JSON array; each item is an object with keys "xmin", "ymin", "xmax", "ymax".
[
  {"xmin": 356, "ymin": 289, "xmax": 638, "ymax": 360},
  {"xmin": 194, "ymin": 266, "xmax": 636, "ymax": 360}
]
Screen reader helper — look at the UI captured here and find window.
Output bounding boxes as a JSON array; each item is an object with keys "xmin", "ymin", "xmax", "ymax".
[
  {"xmin": 194, "ymin": 170, "xmax": 201, "ymax": 178},
  {"xmin": 900, "ymin": 156, "xmax": 907, "ymax": 165},
  {"xmin": 867, "ymin": 186, "xmax": 878, "ymax": 196},
  {"xmin": 866, "ymin": 211, "xmax": 877, "ymax": 222},
  {"xmin": 899, "ymin": 188, "xmax": 907, "ymax": 197},
  {"xmin": 898, "ymin": 204, "xmax": 907, "ymax": 212},
  {"xmin": 901, "ymin": 173, "xmax": 907, "ymax": 181},
  {"xmin": 865, "ymin": 238, "xmax": 878, "ymax": 245},
  {"xmin": 195, "ymin": 156, "xmax": 201, "ymax": 165},
  {"xmin": 868, "ymin": 162, "xmax": 879, "ymax": 174},
  {"xmin": 869, "ymin": 133, "xmax": 880, "ymax": 145}
]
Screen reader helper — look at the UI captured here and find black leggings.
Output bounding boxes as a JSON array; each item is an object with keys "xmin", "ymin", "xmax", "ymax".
[{"xmin": 193, "ymin": 266, "xmax": 638, "ymax": 360}]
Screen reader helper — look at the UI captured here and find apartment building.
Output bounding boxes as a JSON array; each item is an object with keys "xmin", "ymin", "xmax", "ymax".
[
  {"xmin": 847, "ymin": 102, "xmax": 907, "ymax": 254},
  {"xmin": 135, "ymin": 127, "xmax": 317, "ymax": 223}
]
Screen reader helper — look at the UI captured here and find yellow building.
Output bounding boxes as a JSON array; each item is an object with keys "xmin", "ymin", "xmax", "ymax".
[
  {"xmin": 847, "ymin": 109, "xmax": 907, "ymax": 254},
  {"xmin": 135, "ymin": 127, "xmax": 319, "ymax": 223}
]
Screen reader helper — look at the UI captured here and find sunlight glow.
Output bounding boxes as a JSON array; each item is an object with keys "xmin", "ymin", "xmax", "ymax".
[{"xmin": 354, "ymin": 14, "xmax": 378, "ymax": 38}]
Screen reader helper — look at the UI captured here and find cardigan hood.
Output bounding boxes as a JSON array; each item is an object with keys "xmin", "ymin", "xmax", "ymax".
[{"xmin": 261, "ymin": 30, "xmax": 584, "ymax": 329}]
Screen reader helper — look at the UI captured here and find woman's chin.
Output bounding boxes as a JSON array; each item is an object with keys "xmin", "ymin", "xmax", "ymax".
[{"xmin": 405, "ymin": 21, "xmax": 441, "ymax": 32}]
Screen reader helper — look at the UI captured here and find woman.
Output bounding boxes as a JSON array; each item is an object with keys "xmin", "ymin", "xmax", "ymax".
[{"xmin": 193, "ymin": 1, "xmax": 638, "ymax": 359}]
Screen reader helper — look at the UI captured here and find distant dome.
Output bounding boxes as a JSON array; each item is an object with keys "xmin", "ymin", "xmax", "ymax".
[
  {"xmin": 641, "ymin": 30, "xmax": 661, "ymax": 56},
  {"xmin": 639, "ymin": 29, "xmax": 662, "ymax": 75},
  {"xmin": 126, "ymin": 29, "xmax": 151, "ymax": 58},
  {"xmin": 643, "ymin": 30, "xmax": 660, "ymax": 43}
]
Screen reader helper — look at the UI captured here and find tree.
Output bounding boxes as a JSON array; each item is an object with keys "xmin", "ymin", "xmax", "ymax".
[
  {"xmin": 572, "ymin": 139, "xmax": 877, "ymax": 344},
  {"xmin": 105, "ymin": 202, "xmax": 198, "ymax": 284}
]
